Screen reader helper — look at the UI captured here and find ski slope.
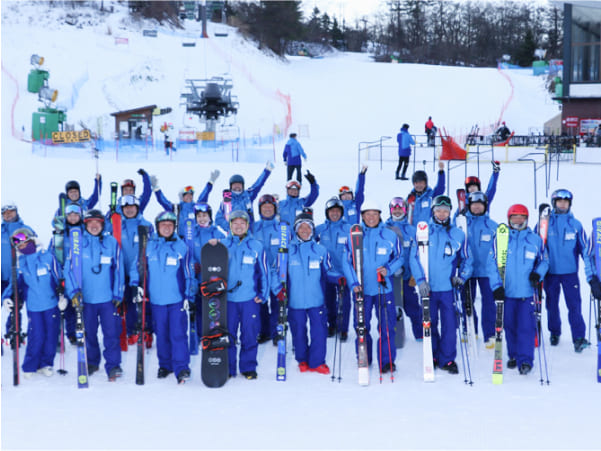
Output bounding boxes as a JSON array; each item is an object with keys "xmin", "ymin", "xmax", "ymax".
[{"xmin": 1, "ymin": 3, "xmax": 598, "ymax": 450}]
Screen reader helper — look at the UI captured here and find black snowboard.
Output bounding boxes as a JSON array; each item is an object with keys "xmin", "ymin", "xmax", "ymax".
[{"xmin": 200, "ymin": 241, "xmax": 230, "ymax": 388}]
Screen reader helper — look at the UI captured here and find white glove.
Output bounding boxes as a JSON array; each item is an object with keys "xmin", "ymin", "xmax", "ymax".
[
  {"xmin": 133, "ymin": 286, "xmax": 144, "ymax": 303},
  {"xmin": 182, "ymin": 299, "xmax": 190, "ymax": 311},
  {"xmin": 209, "ymin": 169, "xmax": 220, "ymax": 184},
  {"xmin": 150, "ymin": 175, "xmax": 160, "ymax": 192},
  {"xmin": 265, "ymin": 161, "xmax": 275, "ymax": 171},
  {"xmin": 58, "ymin": 295, "xmax": 68, "ymax": 311},
  {"xmin": 4, "ymin": 298, "xmax": 14, "ymax": 309}
]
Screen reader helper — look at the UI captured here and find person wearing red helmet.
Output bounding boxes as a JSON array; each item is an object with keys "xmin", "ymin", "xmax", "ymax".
[{"xmin": 491, "ymin": 204, "xmax": 549, "ymax": 375}]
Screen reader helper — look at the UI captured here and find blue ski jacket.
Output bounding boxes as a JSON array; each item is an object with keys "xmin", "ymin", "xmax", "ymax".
[
  {"xmin": 385, "ymin": 218, "xmax": 415, "ymax": 280},
  {"xmin": 586, "ymin": 228, "xmax": 601, "ymax": 282},
  {"xmin": 410, "ymin": 220, "xmax": 473, "ymax": 292},
  {"xmin": 341, "ymin": 171, "xmax": 366, "ymax": 225},
  {"xmin": 251, "ymin": 218, "xmax": 282, "ymax": 267},
  {"xmin": 54, "ymin": 176, "xmax": 102, "ymax": 217},
  {"xmin": 1, "ymin": 216, "xmax": 35, "ymax": 282},
  {"xmin": 346, "ymin": 221, "xmax": 403, "ymax": 296},
  {"xmin": 2, "ymin": 243, "xmax": 61, "ymax": 312},
  {"xmin": 460, "ymin": 212, "xmax": 498, "ymax": 278},
  {"xmin": 407, "ymin": 170, "xmax": 445, "ymax": 225},
  {"xmin": 279, "ymin": 182, "xmax": 319, "ymax": 226},
  {"xmin": 215, "ymin": 169, "xmax": 272, "ymax": 232},
  {"xmin": 116, "ymin": 171, "xmax": 152, "ymax": 214},
  {"xmin": 492, "ymin": 227, "xmax": 548, "ymax": 298},
  {"xmin": 397, "ymin": 129, "xmax": 415, "ymax": 157},
  {"xmin": 315, "ymin": 218, "xmax": 352, "ymax": 278},
  {"xmin": 64, "ymin": 231, "xmax": 125, "ymax": 304},
  {"xmin": 282, "ymin": 137, "xmax": 307, "ymax": 166},
  {"xmin": 282, "ymin": 239, "xmax": 336, "ymax": 310},
  {"xmin": 536, "ymin": 211, "xmax": 592, "ymax": 277},
  {"xmin": 155, "ymin": 182, "xmax": 212, "ymax": 237},
  {"xmin": 222, "ymin": 234, "xmax": 269, "ymax": 303},
  {"xmin": 105, "ymin": 213, "xmax": 154, "ymax": 280},
  {"xmin": 453, "ymin": 172, "xmax": 499, "ymax": 221},
  {"xmin": 191, "ymin": 224, "xmax": 226, "ymax": 283},
  {"xmin": 140, "ymin": 234, "xmax": 193, "ymax": 305}
]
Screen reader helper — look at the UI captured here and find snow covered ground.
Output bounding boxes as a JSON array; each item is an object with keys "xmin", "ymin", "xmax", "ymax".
[{"xmin": 1, "ymin": 2, "xmax": 599, "ymax": 450}]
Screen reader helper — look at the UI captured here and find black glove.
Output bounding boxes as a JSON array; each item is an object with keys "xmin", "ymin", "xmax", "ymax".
[
  {"xmin": 112, "ymin": 298, "xmax": 122, "ymax": 308},
  {"xmin": 56, "ymin": 279, "xmax": 65, "ymax": 296},
  {"xmin": 304, "ymin": 170, "xmax": 316, "ymax": 185},
  {"xmin": 137, "ymin": 168, "xmax": 147, "ymax": 176},
  {"xmin": 451, "ymin": 276, "xmax": 464, "ymax": 288},
  {"xmin": 529, "ymin": 272, "xmax": 541, "ymax": 287},
  {"xmin": 493, "ymin": 287, "xmax": 505, "ymax": 301},
  {"xmin": 590, "ymin": 275, "xmax": 601, "ymax": 301}
]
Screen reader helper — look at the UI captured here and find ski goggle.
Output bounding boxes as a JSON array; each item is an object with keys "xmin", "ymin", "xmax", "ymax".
[
  {"xmin": 467, "ymin": 191, "xmax": 487, "ymax": 205},
  {"xmin": 286, "ymin": 181, "xmax": 300, "ymax": 190},
  {"xmin": 120, "ymin": 195, "xmax": 138, "ymax": 207},
  {"xmin": 12, "ymin": 232, "xmax": 30, "ymax": 246},
  {"xmin": 65, "ymin": 204, "xmax": 83, "ymax": 216},
  {"xmin": 182, "ymin": 186, "xmax": 194, "ymax": 195},
  {"xmin": 389, "ymin": 197, "xmax": 406, "ymax": 210},
  {"xmin": 552, "ymin": 189, "xmax": 572, "ymax": 201},
  {"xmin": 432, "ymin": 196, "xmax": 452, "ymax": 210},
  {"xmin": 194, "ymin": 203, "xmax": 211, "ymax": 213},
  {"xmin": 339, "ymin": 186, "xmax": 352, "ymax": 195},
  {"xmin": 1, "ymin": 204, "xmax": 17, "ymax": 214}
]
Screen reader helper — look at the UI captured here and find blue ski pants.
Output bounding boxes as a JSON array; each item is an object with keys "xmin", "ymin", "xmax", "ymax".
[
  {"xmin": 402, "ymin": 278, "xmax": 423, "ymax": 339},
  {"xmin": 355, "ymin": 292, "xmax": 396, "ymax": 366},
  {"xmin": 504, "ymin": 296, "xmax": 536, "ymax": 367},
  {"xmin": 288, "ymin": 306, "xmax": 328, "ymax": 368},
  {"xmin": 429, "ymin": 290, "xmax": 457, "ymax": 365},
  {"xmin": 544, "ymin": 273, "xmax": 586, "ymax": 341},
  {"xmin": 258, "ymin": 293, "xmax": 278, "ymax": 338},
  {"xmin": 325, "ymin": 281, "xmax": 351, "ymax": 334},
  {"xmin": 152, "ymin": 302, "xmax": 190, "ymax": 378},
  {"xmin": 83, "ymin": 302, "xmax": 122, "ymax": 375},
  {"xmin": 227, "ymin": 299, "xmax": 260, "ymax": 376},
  {"xmin": 464, "ymin": 277, "xmax": 495, "ymax": 342},
  {"xmin": 22, "ymin": 307, "xmax": 59, "ymax": 372}
]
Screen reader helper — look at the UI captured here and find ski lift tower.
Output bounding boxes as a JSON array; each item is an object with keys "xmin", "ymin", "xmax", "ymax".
[{"xmin": 180, "ymin": 75, "xmax": 239, "ymax": 137}]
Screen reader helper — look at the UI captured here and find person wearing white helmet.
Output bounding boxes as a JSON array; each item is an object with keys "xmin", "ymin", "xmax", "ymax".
[{"xmin": 346, "ymin": 198, "xmax": 403, "ymax": 374}]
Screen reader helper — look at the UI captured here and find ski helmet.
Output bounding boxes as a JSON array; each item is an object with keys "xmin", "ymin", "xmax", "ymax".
[
  {"xmin": 84, "ymin": 209, "xmax": 105, "ymax": 226},
  {"xmin": 229, "ymin": 210, "xmax": 250, "ymax": 224},
  {"xmin": 432, "ymin": 195, "xmax": 452, "ymax": 212},
  {"xmin": 65, "ymin": 180, "xmax": 80, "ymax": 193},
  {"xmin": 467, "ymin": 191, "xmax": 488, "ymax": 215},
  {"xmin": 286, "ymin": 180, "xmax": 301, "ymax": 190},
  {"xmin": 412, "ymin": 171, "xmax": 428, "ymax": 185},
  {"xmin": 194, "ymin": 202, "xmax": 213, "ymax": 220},
  {"xmin": 551, "ymin": 189, "xmax": 573, "ymax": 212},
  {"xmin": 229, "ymin": 174, "xmax": 245, "ymax": 189},
  {"xmin": 338, "ymin": 185, "xmax": 353, "ymax": 199},
  {"xmin": 258, "ymin": 194, "xmax": 278, "ymax": 219},
  {"xmin": 121, "ymin": 178, "xmax": 136, "ymax": 194},
  {"xmin": 120, "ymin": 195, "xmax": 139, "ymax": 208},
  {"xmin": 1, "ymin": 203, "xmax": 17, "ymax": 215},
  {"xmin": 389, "ymin": 197, "xmax": 407, "ymax": 218},
  {"xmin": 507, "ymin": 204, "xmax": 529, "ymax": 230},
  {"xmin": 155, "ymin": 210, "xmax": 177, "ymax": 229},
  {"xmin": 361, "ymin": 199, "xmax": 382, "ymax": 214},
  {"xmin": 179, "ymin": 185, "xmax": 194, "ymax": 201},
  {"xmin": 465, "ymin": 176, "xmax": 481, "ymax": 191},
  {"xmin": 294, "ymin": 212, "xmax": 314, "ymax": 241},
  {"xmin": 325, "ymin": 197, "xmax": 344, "ymax": 219}
]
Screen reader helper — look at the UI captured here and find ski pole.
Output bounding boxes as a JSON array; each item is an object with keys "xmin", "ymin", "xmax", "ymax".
[
  {"xmin": 331, "ymin": 285, "xmax": 339, "ymax": 383},
  {"xmin": 454, "ymin": 289, "xmax": 471, "ymax": 385},
  {"xmin": 533, "ymin": 288, "xmax": 550, "ymax": 385},
  {"xmin": 377, "ymin": 282, "xmax": 383, "ymax": 384},
  {"xmin": 57, "ymin": 310, "xmax": 67, "ymax": 375},
  {"xmin": 337, "ymin": 282, "xmax": 344, "ymax": 383},
  {"xmin": 588, "ymin": 294, "xmax": 593, "ymax": 344}
]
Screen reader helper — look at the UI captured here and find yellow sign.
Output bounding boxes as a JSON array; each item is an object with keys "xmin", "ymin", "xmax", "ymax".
[
  {"xmin": 52, "ymin": 130, "xmax": 91, "ymax": 144},
  {"xmin": 197, "ymin": 131, "xmax": 215, "ymax": 141}
]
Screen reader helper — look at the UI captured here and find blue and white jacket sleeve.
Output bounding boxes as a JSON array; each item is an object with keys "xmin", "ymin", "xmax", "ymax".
[{"xmin": 432, "ymin": 170, "xmax": 446, "ymax": 197}]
